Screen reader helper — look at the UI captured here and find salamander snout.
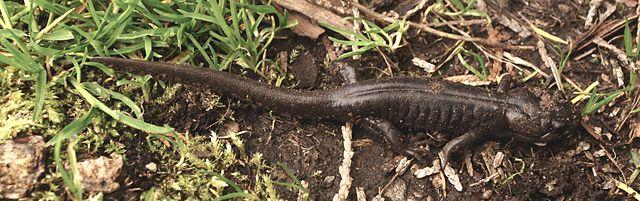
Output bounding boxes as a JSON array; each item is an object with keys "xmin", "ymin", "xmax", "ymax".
[{"xmin": 506, "ymin": 88, "xmax": 577, "ymax": 143}]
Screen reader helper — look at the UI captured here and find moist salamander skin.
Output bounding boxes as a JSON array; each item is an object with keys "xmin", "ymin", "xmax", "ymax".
[{"xmin": 93, "ymin": 57, "xmax": 576, "ymax": 164}]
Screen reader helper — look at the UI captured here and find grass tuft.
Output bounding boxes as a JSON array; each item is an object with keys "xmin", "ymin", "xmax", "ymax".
[{"xmin": 321, "ymin": 17, "xmax": 408, "ymax": 60}]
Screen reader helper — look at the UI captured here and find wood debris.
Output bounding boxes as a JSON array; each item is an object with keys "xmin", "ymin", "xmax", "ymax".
[
  {"xmin": 333, "ymin": 123, "xmax": 354, "ymax": 201},
  {"xmin": 273, "ymin": 0, "xmax": 352, "ymax": 39}
]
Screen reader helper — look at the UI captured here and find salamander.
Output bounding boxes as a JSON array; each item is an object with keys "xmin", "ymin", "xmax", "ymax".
[{"xmin": 92, "ymin": 57, "xmax": 577, "ymax": 166}]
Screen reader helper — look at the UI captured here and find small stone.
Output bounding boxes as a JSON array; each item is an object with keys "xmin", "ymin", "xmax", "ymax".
[
  {"xmin": 384, "ymin": 179, "xmax": 407, "ymax": 201},
  {"xmin": 576, "ymin": 141, "xmax": 591, "ymax": 153},
  {"xmin": 323, "ymin": 176, "xmax": 335, "ymax": 188},
  {"xmin": 145, "ymin": 162, "xmax": 157, "ymax": 172},
  {"xmin": 76, "ymin": 154, "xmax": 123, "ymax": 193},
  {"xmin": 544, "ymin": 179, "xmax": 557, "ymax": 195},
  {"xmin": 482, "ymin": 189, "xmax": 493, "ymax": 200},
  {"xmin": 558, "ymin": 4, "xmax": 571, "ymax": 13},
  {"xmin": 0, "ymin": 136, "xmax": 45, "ymax": 199}
]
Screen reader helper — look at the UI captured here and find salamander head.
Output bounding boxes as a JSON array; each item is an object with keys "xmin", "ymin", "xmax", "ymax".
[{"xmin": 505, "ymin": 87, "xmax": 576, "ymax": 143}]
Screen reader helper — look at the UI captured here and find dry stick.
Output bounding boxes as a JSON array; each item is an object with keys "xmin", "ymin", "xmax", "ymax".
[
  {"xmin": 426, "ymin": 19, "xmax": 488, "ymax": 27},
  {"xmin": 332, "ymin": 123, "xmax": 354, "ymax": 201},
  {"xmin": 537, "ymin": 39, "xmax": 565, "ymax": 93},
  {"xmin": 351, "ymin": 2, "xmax": 533, "ymax": 50},
  {"xmin": 618, "ymin": 94, "xmax": 640, "ymax": 133},
  {"xmin": 600, "ymin": 144, "xmax": 627, "ymax": 184},
  {"xmin": 636, "ymin": 0, "xmax": 640, "ymax": 46},
  {"xmin": 350, "ymin": 5, "xmax": 361, "ymax": 60}
]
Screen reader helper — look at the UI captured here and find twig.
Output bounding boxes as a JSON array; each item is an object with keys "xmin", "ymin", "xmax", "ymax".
[
  {"xmin": 350, "ymin": 6, "xmax": 361, "ymax": 60},
  {"xmin": 636, "ymin": 1, "xmax": 640, "ymax": 46},
  {"xmin": 593, "ymin": 37, "xmax": 638, "ymax": 71},
  {"xmin": 332, "ymin": 123, "xmax": 354, "ymax": 201},
  {"xmin": 616, "ymin": 179, "xmax": 640, "ymax": 200},
  {"xmin": 537, "ymin": 39, "xmax": 565, "ymax": 92},
  {"xmin": 581, "ymin": 118, "xmax": 604, "ymax": 141},
  {"xmin": 616, "ymin": 93, "xmax": 640, "ymax": 132},
  {"xmin": 600, "ymin": 144, "xmax": 627, "ymax": 184},
  {"xmin": 351, "ymin": 2, "xmax": 533, "ymax": 50},
  {"xmin": 376, "ymin": 47, "xmax": 395, "ymax": 76},
  {"xmin": 426, "ymin": 19, "xmax": 488, "ymax": 27}
]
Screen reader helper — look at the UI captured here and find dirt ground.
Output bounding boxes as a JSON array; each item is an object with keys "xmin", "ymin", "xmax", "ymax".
[{"xmin": 104, "ymin": 0, "xmax": 640, "ymax": 200}]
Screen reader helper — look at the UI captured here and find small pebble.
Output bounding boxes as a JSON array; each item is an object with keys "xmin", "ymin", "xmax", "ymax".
[
  {"xmin": 323, "ymin": 176, "xmax": 335, "ymax": 188},
  {"xmin": 76, "ymin": 154, "xmax": 124, "ymax": 193},
  {"xmin": 145, "ymin": 162, "xmax": 157, "ymax": 172},
  {"xmin": 482, "ymin": 189, "xmax": 493, "ymax": 200},
  {"xmin": 384, "ymin": 179, "xmax": 407, "ymax": 201}
]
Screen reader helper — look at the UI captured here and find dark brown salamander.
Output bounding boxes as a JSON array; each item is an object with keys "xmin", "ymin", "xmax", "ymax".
[{"xmin": 93, "ymin": 57, "xmax": 577, "ymax": 166}]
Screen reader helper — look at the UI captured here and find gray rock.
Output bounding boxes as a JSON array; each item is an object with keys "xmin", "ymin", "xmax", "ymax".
[
  {"xmin": 0, "ymin": 136, "xmax": 45, "ymax": 199},
  {"xmin": 76, "ymin": 154, "xmax": 123, "ymax": 193}
]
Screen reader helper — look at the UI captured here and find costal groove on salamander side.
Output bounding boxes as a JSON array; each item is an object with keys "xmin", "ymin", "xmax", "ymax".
[{"xmin": 93, "ymin": 57, "xmax": 513, "ymax": 134}]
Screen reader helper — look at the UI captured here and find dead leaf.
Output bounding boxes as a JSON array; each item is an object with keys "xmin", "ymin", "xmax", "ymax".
[{"xmin": 444, "ymin": 164, "xmax": 463, "ymax": 191}]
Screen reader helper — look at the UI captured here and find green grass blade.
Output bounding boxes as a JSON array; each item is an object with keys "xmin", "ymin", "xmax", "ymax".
[
  {"xmin": 82, "ymin": 61, "xmax": 115, "ymax": 76},
  {"xmin": 449, "ymin": 0, "xmax": 465, "ymax": 10},
  {"xmin": 40, "ymin": 28, "xmax": 74, "ymax": 41},
  {"xmin": 54, "ymin": 139, "xmax": 83, "ymax": 200},
  {"xmin": 187, "ymin": 33, "xmax": 215, "ymax": 68},
  {"xmin": 82, "ymin": 82, "xmax": 143, "ymax": 119},
  {"xmin": 581, "ymin": 90, "xmax": 623, "ymax": 115},
  {"xmin": 71, "ymin": 79, "xmax": 120, "ymax": 119},
  {"xmin": 0, "ymin": 38, "xmax": 37, "ymax": 72},
  {"xmin": 178, "ymin": 9, "xmax": 221, "ymax": 24},
  {"xmin": 34, "ymin": 7, "xmax": 74, "ymax": 40},
  {"xmin": 46, "ymin": 107, "xmax": 98, "ymax": 146},
  {"xmin": 33, "ymin": 69, "xmax": 46, "ymax": 121},
  {"xmin": 213, "ymin": 192, "xmax": 257, "ymax": 201},
  {"xmin": 33, "ymin": 0, "xmax": 65, "ymax": 15},
  {"xmin": 0, "ymin": 0, "xmax": 13, "ymax": 29},
  {"xmin": 0, "ymin": 29, "xmax": 26, "ymax": 38},
  {"xmin": 457, "ymin": 51, "xmax": 487, "ymax": 80},
  {"xmin": 623, "ymin": 19, "xmax": 638, "ymax": 59},
  {"xmin": 144, "ymin": 36, "xmax": 152, "ymax": 60},
  {"xmin": 115, "ymin": 111, "xmax": 173, "ymax": 133}
]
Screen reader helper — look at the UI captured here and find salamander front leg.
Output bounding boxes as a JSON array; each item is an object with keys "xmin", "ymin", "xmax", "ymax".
[
  {"xmin": 439, "ymin": 128, "xmax": 487, "ymax": 167},
  {"xmin": 357, "ymin": 117, "xmax": 427, "ymax": 162},
  {"xmin": 497, "ymin": 74, "xmax": 513, "ymax": 93},
  {"xmin": 333, "ymin": 62, "xmax": 427, "ymax": 161}
]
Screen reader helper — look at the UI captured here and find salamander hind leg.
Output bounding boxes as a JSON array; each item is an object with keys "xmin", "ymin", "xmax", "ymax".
[
  {"xmin": 357, "ymin": 117, "xmax": 430, "ymax": 163},
  {"xmin": 439, "ymin": 128, "xmax": 488, "ymax": 167}
]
